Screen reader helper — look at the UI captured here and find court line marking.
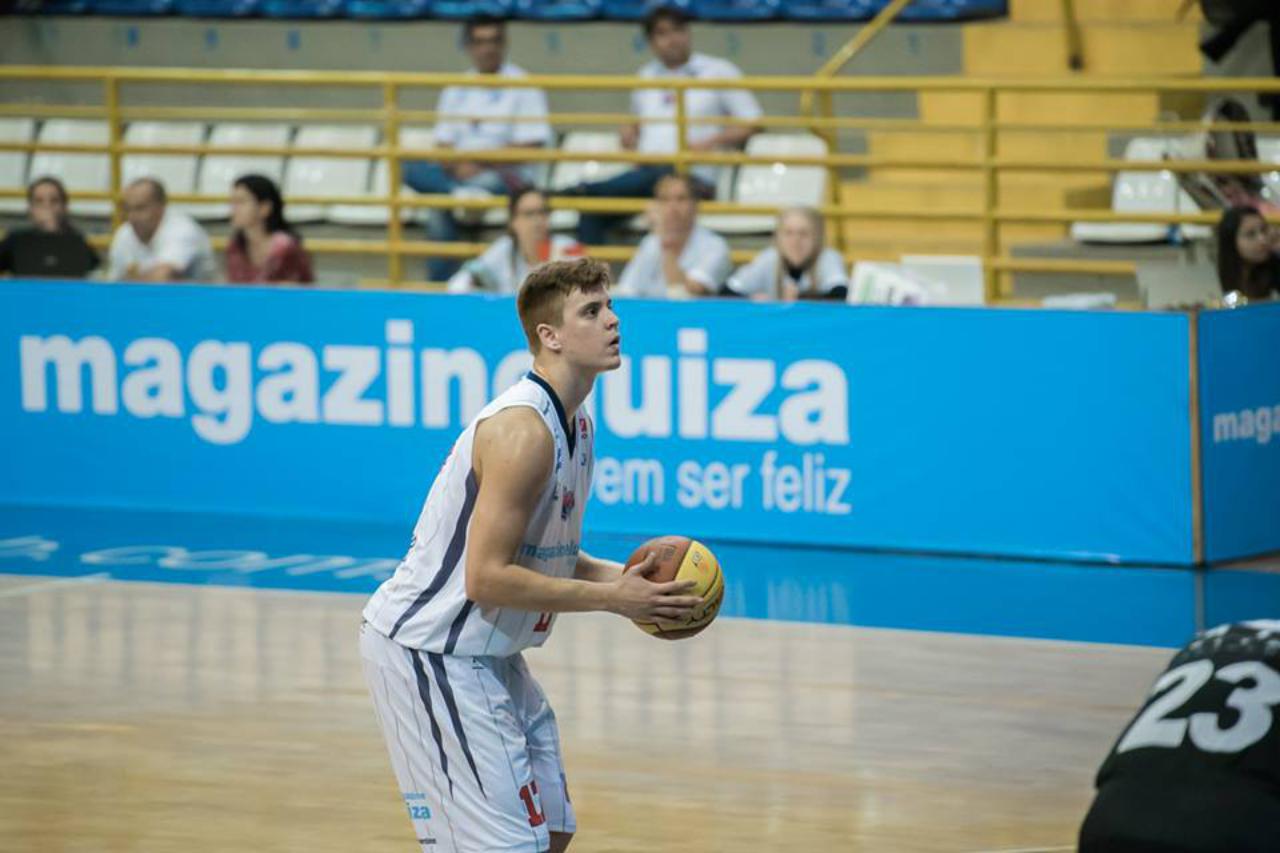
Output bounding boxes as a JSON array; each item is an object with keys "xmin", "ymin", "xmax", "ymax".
[
  {"xmin": 968, "ymin": 847, "xmax": 1074, "ymax": 853},
  {"xmin": 0, "ymin": 572, "xmax": 110, "ymax": 599}
]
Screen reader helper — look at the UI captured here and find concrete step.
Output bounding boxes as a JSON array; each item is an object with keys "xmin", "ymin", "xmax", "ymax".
[
  {"xmin": 1009, "ymin": 0, "xmax": 1200, "ymax": 24},
  {"xmin": 917, "ymin": 90, "xmax": 1205, "ymax": 127},
  {"xmin": 963, "ymin": 21, "xmax": 1201, "ymax": 76}
]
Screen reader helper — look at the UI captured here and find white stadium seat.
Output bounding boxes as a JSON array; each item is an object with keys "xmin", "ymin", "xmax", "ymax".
[
  {"xmin": 700, "ymin": 133, "xmax": 828, "ymax": 235},
  {"xmin": 122, "ymin": 121, "xmax": 206, "ymax": 211},
  {"xmin": 328, "ymin": 125, "xmax": 434, "ymax": 226},
  {"xmin": 1071, "ymin": 137, "xmax": 1203, "ymax": 245},
  {"xmin": 547, "ymin": 131, "xmax": 627, "ymax": 231},
  {"xmin": 283, "ymin": 124, "xmax": 379, "ymax": 223},
  {"xmin": 0, "ymin": 118, "xmax": 36, "ymax": 215},
  {"xmin": 188, "ymin": 123, "xmax": 292, "ymax": 220},
  {"xmin": 28, "ymin": 119, "xmax": 112, "ymax": 217}
]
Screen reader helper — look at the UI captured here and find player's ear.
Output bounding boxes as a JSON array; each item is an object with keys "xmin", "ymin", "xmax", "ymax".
[{"xmin": 536, "ymin": 322, "xmax": 562, "ymax": 353}]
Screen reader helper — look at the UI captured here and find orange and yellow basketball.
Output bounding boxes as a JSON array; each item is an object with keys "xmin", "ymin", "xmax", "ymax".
[{"xmin": 625, "ymin": 535, "xmax": 724, "ymax": 640}]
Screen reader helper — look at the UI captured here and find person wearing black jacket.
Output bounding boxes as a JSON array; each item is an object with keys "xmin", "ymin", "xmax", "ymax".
[{"xmin": 0, "ymin": 176, "xmax": 99, "ymax": 279}]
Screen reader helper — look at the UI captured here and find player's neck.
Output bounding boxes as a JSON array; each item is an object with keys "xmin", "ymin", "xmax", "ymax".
[{"xmin": 530, "ymin": 361, "xmax": 593, "ymax": 421}]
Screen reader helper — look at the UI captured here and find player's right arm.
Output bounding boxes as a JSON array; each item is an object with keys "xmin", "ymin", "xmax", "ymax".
[{"xmin": 464, "ymin": 407, "xmax": 701, "ymax": 622}]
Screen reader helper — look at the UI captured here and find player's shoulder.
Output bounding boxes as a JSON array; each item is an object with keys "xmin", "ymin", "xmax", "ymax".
[
  {"xmin": 476, "ymin": 405, "xmax": 554, "ymax": 454},
  {"xmin": 690, "ymin": 53, "xmax": 742, "ymax": 78}
]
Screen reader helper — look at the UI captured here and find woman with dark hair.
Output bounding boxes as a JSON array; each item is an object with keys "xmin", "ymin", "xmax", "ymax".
[
  {"xmin": 0, "ymin": 176, "xmax": 98, "ymax": 278},
  {"xmin": 1216, "ymin": 205, "xmax": 1280, "ymax": 302},
  {"xmin": 447, "ymin": 187, "xmax": 582, "ymax": 293},
  {"xmin": 726, "ymin": 207, "xmax": 847, "ymax": 301},
  {"xmin": 225, "ymin": 174, "xmax": 314, "ymax": 285}
]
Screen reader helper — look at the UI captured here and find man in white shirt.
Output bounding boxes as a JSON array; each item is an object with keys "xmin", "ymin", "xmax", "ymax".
[
  {"xmin": 568, "ymin": 6, "xmax": 762, "ymax": 246},
  {"xmin": 617, "ymin": 173, "xmax": 731, "ymax": 299},
  {"xmin": 108, "ymin": 177, "xmax": 216, "ymax": 283},
  {"xmin": 403, "ymin": 15, "xmax": 553, "ymax": 282}
]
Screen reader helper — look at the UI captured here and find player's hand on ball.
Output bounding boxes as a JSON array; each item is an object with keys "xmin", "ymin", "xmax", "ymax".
[{"xmin": 606, "ymin": 553, "xmax": 702, "ymax": 623}]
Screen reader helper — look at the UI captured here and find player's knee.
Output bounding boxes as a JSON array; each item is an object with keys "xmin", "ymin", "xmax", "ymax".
[{"xmin": 549, "ymin": 830, "xmax": 574, "ymax": 852}]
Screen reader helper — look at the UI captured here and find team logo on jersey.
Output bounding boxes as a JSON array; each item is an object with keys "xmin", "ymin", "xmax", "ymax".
[{"xmin": 560, "ymin": 489, "xmax": 576, "ymax": 520}]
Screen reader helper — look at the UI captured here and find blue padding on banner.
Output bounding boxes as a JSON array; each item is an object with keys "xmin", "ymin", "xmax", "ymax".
[
  {"xmin": 426, "ymin": 0, "xmax": 512, "ymax": 18},
  {"xmin": 599, "ymin": 0, "xmax": 689, "ymax": 20},
  {"xmin": 0, "ymin": 281, "xmax": 1193, "ymax": 564},
  {"xmin": 781, "ymin": 1, "xmax": 875, "ymax": 21},
  {"xmin": 343, "ymin": 0, "xmax": 429, "ymax": 18},
  {"xmin": 1198, "ymin": 303, "xmax": 1280, "ymax": 562},
  {"xmin": 0, "ymin": 503, "xmax": 1193, "ymax": 646},
  {"xmin": 689, "ymin": 0, "xmax": 779, "ymax": 21},
  {"xmin": 174, "ymin": 0, "xmax": 259, "ymax": 15},
  {"xmin": 1204, "ymin": 567, "xmax": 1280, "ymax": 628},
  {"xmin": 88, "ymin": 0, "xmax": 174, "ymax": 13},
  {"xmin": 511, "ymin": 0, "xmax": 601, "ymax": 20},
  {"xmin": 259, "ymin": 0, "xmax": 342, "ymax": 17}
]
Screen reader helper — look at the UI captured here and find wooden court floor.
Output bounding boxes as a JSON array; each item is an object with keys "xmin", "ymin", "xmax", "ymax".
[{"xmin": 0, "ymin": 573, "xmax": 1173, "ymax": 852}]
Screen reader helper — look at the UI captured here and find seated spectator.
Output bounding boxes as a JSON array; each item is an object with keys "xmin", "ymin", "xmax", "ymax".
[
  {"xmin": 726, "ymin": 207, "xmax": 847, "ymax": 301},
  {"xmin": 449, "ymin": 188, "xmax": 582, "ymax": 294},
  {"xmin": 1216, "ymin": 205, "xmax": 1280, "ymax": 301},
  {"xmin": 616, "ymin": 173, "xmax": 731, "ymax": 299},
  {"xmin": 402, "ymin": 15, "xmax": 552, "ymax": 282},
  {"xmin": 226, "ymin": 174, "xmax": 314, "ymax": 285},
  {"xmin": 109, "ymin": 177, "xmax": 216, "ymax": 283},
  {"xmin": 567, "ymin": 5, "xmax": 762, "ymax": 246},
  {"xmin": 0, "ymin": 176, "xmax": 98, "ymax": 278}
]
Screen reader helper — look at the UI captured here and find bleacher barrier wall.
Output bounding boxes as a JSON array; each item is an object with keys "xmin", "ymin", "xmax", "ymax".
[
  {"xmin": 1, "ymin": 279, "xmax": 1215, "ymax": 566},
  {"xmin": 1198, "ymin": 302, "xmax": 1280, "ymax": 563}
]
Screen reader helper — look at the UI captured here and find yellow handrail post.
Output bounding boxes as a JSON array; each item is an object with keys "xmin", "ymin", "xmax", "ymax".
[
  {"xmin": 981, "ymin": 86, "xmax": 999, "ymax": 303},
  {"xmin": 799, "ymin": 0, "xmax": 914, "ymax": 118},
  {"xmin": 383, "ymin": 81, "xmax": 404, "ymax": 287},
  {"xmin": 674, "ymin": 81, "xmax": 688, "ymax": 177},
  {"xmin": 105, "ymin": 74, "xmax": 123, "ymax": 232}
]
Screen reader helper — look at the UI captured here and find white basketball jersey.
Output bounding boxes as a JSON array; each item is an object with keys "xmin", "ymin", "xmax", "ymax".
[{"xmin": 363, "ymin": 372, "xmax": 594, "ymax": 657}]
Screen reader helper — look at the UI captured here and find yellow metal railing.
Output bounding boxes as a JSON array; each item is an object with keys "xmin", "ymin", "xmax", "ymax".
[{"xmin": 5, "ymin": 65, "xmax": 1280, "ymax": 298}]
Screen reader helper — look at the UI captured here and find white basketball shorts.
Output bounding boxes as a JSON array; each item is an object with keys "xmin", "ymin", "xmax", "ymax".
[{"xmin": 359, "ymin": 622, "xmax": 576, "ymax": 853}]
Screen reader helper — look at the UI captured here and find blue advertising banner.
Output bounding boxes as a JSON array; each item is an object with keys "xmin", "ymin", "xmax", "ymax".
[
  {"xmin": 1199, "ymin": 302, "xmax": 1280, "ymax": 562},
  {"xmin": 1, "ymin": 280, "xmax": 1194, "ymax": 564}
]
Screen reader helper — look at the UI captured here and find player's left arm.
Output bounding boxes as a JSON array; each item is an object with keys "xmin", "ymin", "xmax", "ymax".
[{"xmin": 573, "ymin": 551, "xmax": 624, "ymax": 583}]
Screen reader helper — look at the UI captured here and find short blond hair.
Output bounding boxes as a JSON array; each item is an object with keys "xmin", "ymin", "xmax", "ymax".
[{"xmin": 516, "ymin": 258, "xmax": 611, "ymax": 353}]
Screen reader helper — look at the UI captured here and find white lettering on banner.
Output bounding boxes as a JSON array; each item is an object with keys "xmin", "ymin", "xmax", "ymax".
[
  {"xmin": 20, "ymin": 334, "xmax": 118, "ymax": 414},
  {"xmin": 80, "ymin": 544, "xmax": 399, "ymax": 580},
  {"xmin": 0, "ymin": 536, "xmax": 59, "ymax": 561},
  {"xmin": 16, "ymin": 322, "xmax": 849, "ymax": 449},
  {"xmin": 1213, "ymin": 403, "xmax": 1280, "ymax": 446},
  {"xmin": 122, "ymin": 338, "xmax": 184, "ymax": 418},
  {"xmin": 595, "ymin": 451, "xmax": 852, "ymax": 516}
]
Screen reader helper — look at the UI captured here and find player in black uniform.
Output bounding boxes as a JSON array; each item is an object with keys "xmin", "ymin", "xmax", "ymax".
[{"xmin": 1079, "ymin": 620, "xmax": 1280, "ymax": 852}]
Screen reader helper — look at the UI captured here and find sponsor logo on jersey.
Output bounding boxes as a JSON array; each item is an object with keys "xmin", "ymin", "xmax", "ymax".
[{"xmin": 560, "ymin": 489, "xmax": 576, "ymax": 521}]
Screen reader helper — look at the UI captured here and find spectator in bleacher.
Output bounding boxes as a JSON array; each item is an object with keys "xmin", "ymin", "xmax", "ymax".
[
  {"xmin": 402, "ymin": 15, "xmax": 552, "ymax": 283},
  {"xmin": 1216, "ymin": 205, "xmax": 1280, "ymax": 301},
  {"xmin": 0, "ymin": 176, "xmax": 98, "ymax": 278},
  {"xmin": 567, "ymin": 5, "xmax": 763, "ymax": 246},
  {"xmin": 109, "ymin": 177, "xmax": 216, "ymax": 283},
  {"xmin": 225, "ymin": 174, "xmax": 314, "ymax": 285},
  {"xmin": 617, "ymin": 173, "xmax": 730, "ymax": 299},
  {"xmin": 726, "ymin": 207, "xmax": 847, "ymax": 301},
  {"xmin": 448, "ymin": 188, "xmax": 582, "ymax": 294}
]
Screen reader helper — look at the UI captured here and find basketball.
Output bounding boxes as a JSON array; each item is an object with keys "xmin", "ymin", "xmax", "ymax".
[{"xmin": 625, "ymin": 535, "xmax": 725, "ymax": 640}]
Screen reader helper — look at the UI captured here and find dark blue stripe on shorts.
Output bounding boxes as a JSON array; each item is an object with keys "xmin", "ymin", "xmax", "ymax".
[
  {"xmin": 409, "ymin": 648, "xmax": 454, "ymax": 798},
  {"xmin": 427, "ymin": 651, "xmax": 486, "ymax": 798}
]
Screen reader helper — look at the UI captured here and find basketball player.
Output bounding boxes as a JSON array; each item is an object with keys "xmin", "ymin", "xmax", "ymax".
[
  {"xmin": 359, "ymin": 258, "xmax": 702, "ymax": 853},
  {"xmin": 1079, "ymin": 620, "xmax": 1280, "ymax": 852}
]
